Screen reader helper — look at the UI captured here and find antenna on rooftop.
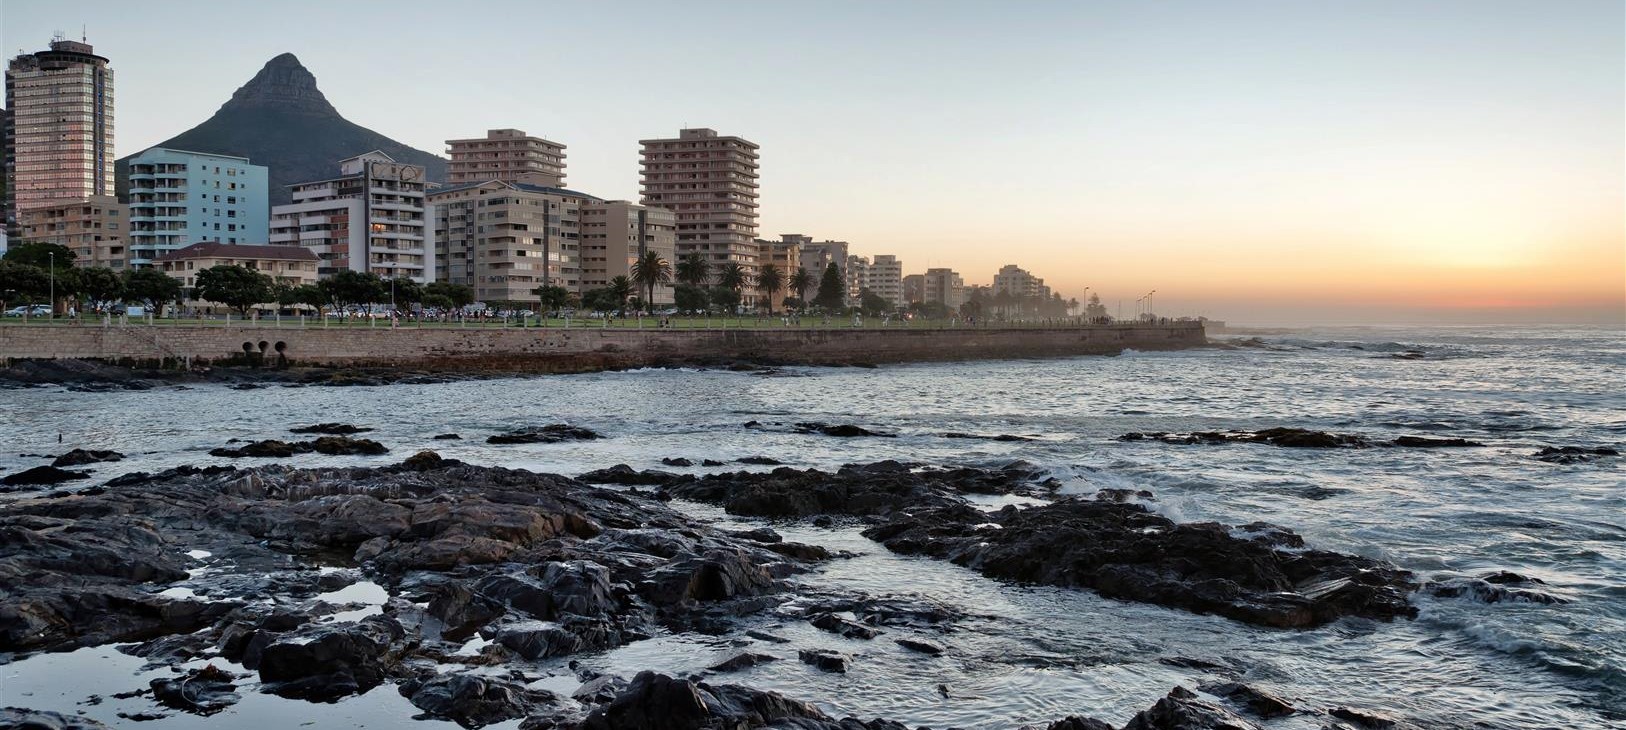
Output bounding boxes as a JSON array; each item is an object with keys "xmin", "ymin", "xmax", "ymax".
[{"xmin": 82, "ymin": 25, "xmax": 87, "ymax": 42}]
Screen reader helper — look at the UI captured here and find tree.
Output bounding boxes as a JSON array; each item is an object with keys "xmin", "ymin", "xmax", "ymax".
[
  {"xmin": 673, "ymin": 284, "xmax": 709, "ymax": 313},
  {"xmin": 580, "ymin": 288, "xmax": 618, "ymax": 313},
  {"xmin": 321, "ymin": 270, "xmax": 387, "ymax": 311},
  {"xmin": 532, "ymin": 284, "xmax": 573, "ymax": 314},
  {"xmin": 812, "ymin": 262, "xmax": 845, "ymax": 310},
  {"xmin": 122, "ymin": 268, "xmax": 183, "ymax": 315},
  {"xmin": 0, "ymin": 261, "xmax": 49, "ymax": 312},
  {"xmin": 77, "ymin": 267, "xmax": 124, "ymax": 311},
  {"xmin": 716, "ymin": 263, "xmax": 748, "ymax": 295},
  {"xmin": 1, "ymin": 241, "xmax": 75, "ymax": 271},
  {"xmin": 756, "ymin": 264, "xmax": 784, "ymax": 314},
  {"xmin": 424, "ymin": 282, "xmax": 475, "ymax": 311},
  {"xmin": 706, "ymin": 286, "xmax": 740, "ymax": 313},
  {"xmin": 859, "ymin": 288, "xmax": 892, "ymax": 317},
  {"xmin": 607, "ymin": 275, "xmax": 635, "ymax": 314},
  {"xmin": 193, "ymin": 265, "xmax": 275, "ymax": 317},
  {"xmin": 675, "ymin": 254, "xmax": 711, "ymax": 288},
  {"xmin": 387, "ymin": 277, "xmax": 422, "ymax": 310},
  {"xmin": 788, "ymin": 267, "xmax": 815, "ymax": 306},
  {"xmin": 630, "ymin": 251, "xmax": 672, "ymax": 309}
]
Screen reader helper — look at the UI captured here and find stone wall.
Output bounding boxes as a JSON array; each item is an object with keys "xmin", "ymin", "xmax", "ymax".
[{"xmin": 0, "ymin": 322, "xmax": 1205, "ymax": 373}]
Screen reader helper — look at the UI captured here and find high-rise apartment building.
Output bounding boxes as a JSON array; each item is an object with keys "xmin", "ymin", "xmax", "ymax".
[
  {"xmin": 580, "ymin": 200, "xmax": 677, "ymax": 304},
  {"xmin": 16, "ymin": 195, "xmax": 126, "ymax": 268},
  {"xmin": 429, "ymin": 179, "xmax": 589, "ymax": 303},
  {"xmin": 923, "ymin": 268, "xmax": 965, "ymax": 309},
  {"xmin": 3, "ymin": 38, "xmax": 115, "ymax": 235},
  {"xmin": 992, "ymin": 264, "xmax": 1050, "ymax": 300},
  {"xmin": 796, "ymin": 237, "xmax": 849, "ymax": 288},
  {"xmin": 126, "ymin": 148, "xmax": 268, "ymax": 266},
  {"xmin": 846, "ymin": 255, "xmax": 869, "ymax": 303},
  {"xmin": 446, "ymin": 129, "xmax": 566, "ymax": 187},
  {"xmin": 639, "ymin": 128, "xmax": 759, "ymax": 272},
  {"xmin": 269, "ymin": 151, "xmax": 433, "ymax": 282},
  {"xmin": 865, "ymin": 254, "xmax": 903, "ymax": 307}
]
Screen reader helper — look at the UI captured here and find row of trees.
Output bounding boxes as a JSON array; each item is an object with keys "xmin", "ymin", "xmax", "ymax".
[{"xmin": 0, "ymin": 242, "xmax": 184, "ymax": 315}]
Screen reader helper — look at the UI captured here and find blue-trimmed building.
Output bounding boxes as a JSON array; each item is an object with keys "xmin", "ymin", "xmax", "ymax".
[{"xmin": 126, "ymin": 148, "xmax": 268, "ymax": 267}]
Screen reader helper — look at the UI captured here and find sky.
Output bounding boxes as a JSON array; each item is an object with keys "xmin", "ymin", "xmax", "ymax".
[{"xmin": 4, "ymin": 0, "xmax": 1622, "ymax": 325}]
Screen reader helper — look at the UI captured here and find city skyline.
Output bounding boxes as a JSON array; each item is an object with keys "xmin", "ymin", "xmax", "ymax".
[{"xmin": 3, "ymin": 0, "xmax": 1621, "ymax": 324}]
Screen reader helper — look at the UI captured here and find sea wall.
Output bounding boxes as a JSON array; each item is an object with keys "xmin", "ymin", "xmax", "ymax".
[{"xmin": 0, "ymin": 322, "xmax": 1205, "ymax": 372}]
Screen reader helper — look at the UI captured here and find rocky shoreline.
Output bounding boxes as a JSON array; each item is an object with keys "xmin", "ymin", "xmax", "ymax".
[{"xmin": 0, "ymin": 427, "xmax": 1471, "ymax": 729}]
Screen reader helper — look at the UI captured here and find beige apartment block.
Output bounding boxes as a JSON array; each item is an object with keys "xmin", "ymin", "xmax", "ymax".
[
  {"xmin": 865, "ymin": 254, "xmax": 903, "ymax": 306},
  {"xmin": 269, "ymin": 152, "xmax": 433, "ymax": 283},
  {"xmin": 846, "ymin": 254, "xmax": 869, "ymax": 303},
  {"xmin": 4, "ymin": 39, "xmax": 115, "ymax": 230},
  {"xmin": 446, "ymin": 129, "xmax": 566, "ymax": 188},
  {"xmin": 580, "ymin": 200, "xmax": 677, "ymax": 304},
  {"xmin": 924, "ymin": 267, "xmax": 965, "ymax": 309},
  {"xmin": 755, "ymin": 237, "xmax": 801, "ymax": 310},
  {"xmin": 430, "ymin": 179, "xmax": 591, "ymax": 304},
  {"xmin": 993, "ymin": 263, "xmax": 1051, "ymax": 300},
  {"xmin": 16, "ymin": 195, "xmax": 127, "ymax": 269},
  {"xmin": 902, "ymin": 274, "xmax": 924, "ymax": 304},
  {"xmin": 155, "ymin": 241, "xmax": 318, "ymax": 311},
  {"xmin": 794, "ymin": 237, "xmax": 849, "ymax": 293},
  {"xmin": 639, "ymin": 128, "xmax": 760, "ymax": 277}
]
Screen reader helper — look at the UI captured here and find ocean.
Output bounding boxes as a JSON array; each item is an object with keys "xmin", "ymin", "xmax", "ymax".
[{"xmin": 1, "ymin": 324, "xmax": 1621, "ymax": 728}]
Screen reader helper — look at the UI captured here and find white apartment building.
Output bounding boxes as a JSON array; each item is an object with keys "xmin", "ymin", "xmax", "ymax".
[{"xmin": 269, "ymin": 151, "xmax": 434, "ymax": 282}]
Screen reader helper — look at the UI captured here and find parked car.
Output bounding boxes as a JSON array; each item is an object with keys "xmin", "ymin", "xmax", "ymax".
[{"xmin": 3, "ymin": 305, "xmax": 51, "ymax": 317}]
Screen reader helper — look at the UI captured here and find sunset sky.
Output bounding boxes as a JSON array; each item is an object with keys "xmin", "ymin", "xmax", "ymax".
[{"xmin": 5, "ymin": 0, "xmax": 1621, "ymax": 324}]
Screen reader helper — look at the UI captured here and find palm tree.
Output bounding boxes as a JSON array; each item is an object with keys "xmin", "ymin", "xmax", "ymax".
[
  {"xmin": 756, "ymin": 264, "xmax": 784, "ymax": 314},
  {"xmin": 788, "ymin": 267, "xmax": 815, "ymax": 307},
  {"xmin": 675, "ymin": 254, "xmax": 711, "ymax": 288},
  {"xmin": 608, "ymin": 275, "xmax": 635, "ymax": 315},
  {"xmin": 630, "ymin": 251, "xmax": 672, "ymax": 311},
  {"xmin": 716, "ymin": 263, "xmax": 749, "ymax": 308}
]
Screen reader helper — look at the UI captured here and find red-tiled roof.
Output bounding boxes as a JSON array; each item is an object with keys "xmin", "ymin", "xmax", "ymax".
[{"xmin": 153, "ymin": 242, "xmax": 318, "ymax": 263}]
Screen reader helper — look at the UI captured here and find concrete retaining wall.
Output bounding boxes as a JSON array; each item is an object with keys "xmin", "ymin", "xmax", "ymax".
[{"xmin": 0, "ymin": 322, "xmax": 1205, "ymax": 372}]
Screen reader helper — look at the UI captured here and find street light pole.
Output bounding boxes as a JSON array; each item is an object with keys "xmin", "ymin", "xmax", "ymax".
[{"xmin": 48, "ymin": 252, "xmax": 55, "ymax": 320}]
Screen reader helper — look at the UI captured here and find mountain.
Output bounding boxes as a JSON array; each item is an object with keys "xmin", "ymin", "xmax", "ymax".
[{"xmin": 115, "ymin": 53, "xmax": 446, "ymax": 206}]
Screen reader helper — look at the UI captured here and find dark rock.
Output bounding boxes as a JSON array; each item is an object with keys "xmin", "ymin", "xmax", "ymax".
[
  {"xmin": 1533, "ymin": 445, "xmax": 1619, "ymax": 464},
  {"xmin": 51, "ymin": 449, "xmax": 125, "ymax": 467},
  {"xmin": 401, "ymin": 450, "xmax": 446, "ymax": 471},
  {"xmin": 311, "ymin": 436, "xmax": 389, "ymax": 455},
  {"xmin": 257, "ymin": 616, "xmax": 409, "ymax": 700},
  {"xmin": 1120, "ymin": 428, "xmax": 1370, "ymax": 448},
  {"xmin": 1197, "ymin": 682, "xmax": 1294, "ymax": 718},
  {"xmin": 798, "ymin": 649, "xmax": 849, "ymax": 673},
  {"xmin": 863, "ymin": 498, "xmax": 1416, "ymax": 628},
  {"xmin": 941, "ymin": 432, "xmax": 1035, "ymax": 442},
  {"xmin": 662, "ymin": 457, "xmax": 694, "ymax": 467},
  {"xmin": 580, "ymin": 671, "xmax": 833, "ymax": 729},
  {"xmin": 1423, "ymin": 572, "xmax": 1566, "ymax": 605},
  {"xmin": 745, "ymin": 630, "xmax": 791, "ymax": 644},
  {"xmin": 2, "ymin": 465, "xmax": 91, "ymax": 487},
  {"xmin": 736, "ymin": 456, "xmax": 783, "ymax": 465},
  {"xmin": 572, "ymin": 674, "xmax": 629, "ymax": 705},
  {"xmin": 401, "ymin": 673, "xmax": 551, "ymax": 727},
  {"xmin": 794, "ymin": 422, "xmax": 896, "ymax": 438},
  {"xmin": 701, "ymin": 459, "xmax": 725, "ymax": 467},
  {"xmin": 432, "ymin": 433, "xmax": 462, "ymax": 440},
  {"xmin": 1390, "ymin": 436, "xmax": 1483, "ymax": 448},
  {"xmin": 1096, "ymin": 488, "xmax": 1155, "ymax": 503},
  {"xmin": 578, "ymin": 464, "xmax": 678, "ymax": 486},
  {"xmin": 894, "ymin": 638, "xmax": 945, "ymax": 655},
  {"xmin": 1328, "ymin": 706, "xmax": 1399, "ymax": 728},
  {"xmin": 289, "ymin": 423, "xmax": 372, "ymax": 435},
  {"xmin": 150, "ymin": 664, "xmax": 240, "ymax": 716},
  {"xmin": 1122, "ymin": 687, "xmax": 1263, "ymax": 729},
  {"xmin": 487, "ymin": 425, "xmax": 602, "ymax": 445},
  {"xmin": 810, "ymin": 612, "xmax": 880, "ymax": 639},
  {"xmin": 208, "ymin": 436, "xmax": 387, "ymax": 458},
  {"xmin": 725, "ymin": 527, "xmax": 782, "ymax": 543},
  {"xmin": 662, "ymin": 461, "xmax": 1051, "ymax": 519},
  {"xmin": 1047, "ymin": 718, "xmax": 1114, "ymax": 730},
  {"xmin": 0, "ymin": 708, "xmax": 115, "ymax": 729},
  {"xmin": 708, "ymin": 651, "xmax": 779, "ymax": 672}
]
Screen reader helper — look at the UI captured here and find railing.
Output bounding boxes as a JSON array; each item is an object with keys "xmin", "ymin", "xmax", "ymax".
[{"xmin": 0, "ymin": 314, "xmax": 1205, "ymax": 334}]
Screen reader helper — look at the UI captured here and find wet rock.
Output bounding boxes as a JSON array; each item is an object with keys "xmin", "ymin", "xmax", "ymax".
[
  {"xmin": 579, "ymin": 464, "xmax": 679, "ymax": 486},
  {"xmin": 1389, "ymin": 436, "xmax": 1483, "ymax": 448},
  {"xmin": 662, "ymin": 457, "xmax": 694, "ymax": 467},
  {"xmin": 1197, "ymin": 682, "xmax": 1294, "ymax": 718},
  {"xmin": 810, "ymin": 612, "xmax": 880, "ymax": 639},
  {"xmin": 401, "ymin": 450, "xmax": 447, "ymax": 471},
  {"xmin": 708, "ymin": 651, "xmax": 779, "ymax": 672},
  {"xmin": 311, "ymin": 436, "xmax": 390, "ymax": 455},
  {"xmin": 701, "ymin": 459, "xmax": 726, "ymax": 467},
  {"xmin": 662, "ymin": 461, "xmax": 1052, "ymax": 519},
  {"xmin": 50, "ymin": 449, "xmax": 125, "ymax": 467},
  {"xmin": 0, "ymin": 708, "xmax": 115, "ymax": 729},
  {"xmin": 1122, "ymin": 687, "xmax": 1263, "ymax": 729},
  {"xmin": 942, "ymin": 432, "xmax": 1035, "ymax": 442},
  {"xmin": 149, "ymin": 664, "xmax": 240, "ymax": 716},
  {"xmin": 401, "ymin": 673, "xmax": 552, "ymax": 727},
  {"xmin": 1328, "ymin": 706, "xmax": 1400, "ymax": 728},
  {"xmin": 257, "ymin": 615, "xmax": 409, "ymax": 700},
  {"xmin": 208, "ymin": 436, "xmax": 388, "ymax": 458},
  {"xmin": 579, "ymin": 671, "xmax": 833, "ymax": 729},
  {"xmin": 2, "ymin": 465, "xmax": 91, "ymax": 487},
  {"xmin": 432, "ymin": 433, "xmax": 462, "ymax": 440},
  {"xmin": 745, "ymin": 629, "xmax": 791, "ymax": 644},
  {"xmin": 1120, "ymin": 429, "xmax": 1369, "ymax": 448},
  {"xmin": 1046, "ymin": 718, "xmax": 1115, "ymax": 730},
  {"xmin": 794, "ymin": 422, "xmax": 896, "ymax": 438},
  {"xmin": 1533, "ymin": 445, "xmax": 1619, "ymax": 464},
  {"xmin": 894, "ymin": 638, "xmax": 945, "ymax": 655},
  {"xmin": 487, "ymin": 425, "xmax": 602, "ymax": 445},
  {"xmin": 864, "ymin": 498, "xmax": 1416, "ymax": 628},
  {"xmin": 736, "ymin": 456, "xmax": 783, "ymax": 465},
  {"xmin": 289, "ymin": 423, "xmax": 373, "ymax": 435},
  {"xmin": 573, "ymin": 674, "xmax": 629, "ymax": 705},
  {"xmin": 798, "ymin": 648, "xmax": 849, "ymax": 673},
  {"xmin": 1096, "ymin": 488, "xmax": 1155, "ymax": 503},
  {"xmin": 1423, "ymin": 572, "xmax": 1566, "ymax": 605},
  {"xmin": 725, "ymin": 527, "xmax": 782, "ymax": 543}
]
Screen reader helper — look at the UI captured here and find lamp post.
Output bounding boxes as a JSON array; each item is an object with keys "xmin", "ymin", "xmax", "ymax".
[
  {"xmin": 1080, "ymin": 286, "xmax": 1090, "ymax": 323},
  {"xmin": 1148, "ymin": 290, "xmax": 1157, "ymax": 321},
  {"xmin": 47, "ymin": 252, "xmax": 55, "ymax": 320}
]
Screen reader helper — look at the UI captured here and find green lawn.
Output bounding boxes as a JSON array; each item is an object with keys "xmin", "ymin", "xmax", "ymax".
[{"xmin": 0, "ymin": 314, "xmax": 1097, "ymax": 330}]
